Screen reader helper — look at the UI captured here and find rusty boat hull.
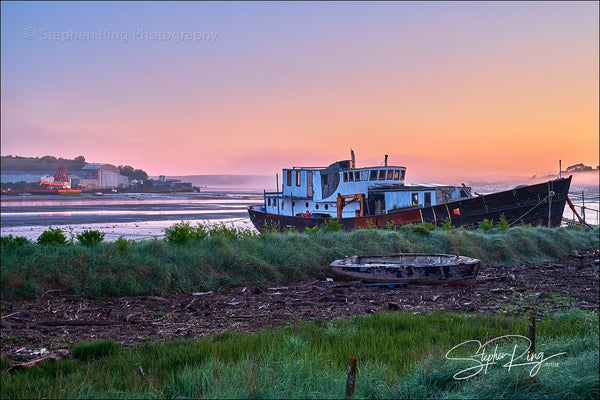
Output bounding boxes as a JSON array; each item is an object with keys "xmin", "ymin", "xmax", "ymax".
[
  {"xmin": 330, "ymin": 253, "xmax": 481, "ymax": 286},
  {"xmin": 248, "ymin": 177, "xmax": 572, "ymax": 232}
]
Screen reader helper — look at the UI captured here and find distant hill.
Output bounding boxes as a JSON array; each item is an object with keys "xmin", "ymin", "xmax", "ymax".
[
  {"xmin": 1, "ymin": 155, "xmax": 86, "ymax": 172},
  {"xmin": 1, "ymin": 155, "xmax": 150, "ymax": 183}
]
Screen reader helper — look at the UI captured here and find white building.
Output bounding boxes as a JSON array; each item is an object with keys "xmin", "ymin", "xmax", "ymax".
[{"xmin": 73, "ymin": 164, "xmax": 129, "ymax": 189}]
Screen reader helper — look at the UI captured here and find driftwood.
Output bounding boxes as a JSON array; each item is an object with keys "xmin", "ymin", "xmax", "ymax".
[
  {"xmin": 36, "ymin": 319, "xmax": 128, "ymax": 326},
  {"xmin": 9, "ymin": 317, "xmax": 127, "ymax": 326},
  {"xmin": 477, "ymin": 274, "xmax": 514, "ymax": 281},
  {"xmin": 7, "ymin": 349, "xmax": 71, "ymax": 373}
]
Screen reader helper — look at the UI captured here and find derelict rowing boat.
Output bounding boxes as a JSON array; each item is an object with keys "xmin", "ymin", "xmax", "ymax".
[{"xmin": 330, "ymin": 253, "xmax": 481, "ymax": 286}]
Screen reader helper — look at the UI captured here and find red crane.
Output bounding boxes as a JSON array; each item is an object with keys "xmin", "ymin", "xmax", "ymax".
[{"xmin": 53, "ymin": 166, "xmax": 70, "ymax": 184}]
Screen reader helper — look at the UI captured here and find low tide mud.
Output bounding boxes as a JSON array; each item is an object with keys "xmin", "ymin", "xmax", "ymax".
[{"xmin": 1, "ymin": 252, "xmax": 598, "ymax": 361}]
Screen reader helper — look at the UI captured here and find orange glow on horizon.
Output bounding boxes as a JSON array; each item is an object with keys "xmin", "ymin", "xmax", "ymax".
[{"xmin": 1, "ymin": 2, "xmax": 598, "ymax": 182}]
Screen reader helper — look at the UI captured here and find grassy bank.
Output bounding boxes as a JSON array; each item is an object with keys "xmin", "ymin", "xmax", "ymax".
[
  {"xmin": 1, "ymin": 224, "xmax": 598, "ymax": 300},
  {"xmin": 1, "ymin": 310, "xmax": 597, "ymax": 399}
]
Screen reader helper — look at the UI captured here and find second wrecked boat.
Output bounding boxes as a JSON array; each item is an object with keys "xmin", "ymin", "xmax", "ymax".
[{"xmin": 330, "ymin": 253, "xmax": 481, "ymax": 286}]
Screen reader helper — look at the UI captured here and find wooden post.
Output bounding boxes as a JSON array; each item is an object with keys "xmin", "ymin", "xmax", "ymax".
[
  {"xmin": 547, "ymin": 183, "xmax": 552, "ymax": 228},
  {"xmin": 528, "ymin": 315, "xmax": 536, "ymax": 355},
  {"xmin": 276, "ymin": 173, "xmax": 280, "ymax": 215},
  {"xmin": 559, "ymin": 159, "xmax": 561, "ymax": 179},
  {"xmin": 582, "ymin": 191, "xmax": 586, "ymax": 225},
  {"xmin": 345, "ymin": 356, "xmax": 357, "ymax": 398}
]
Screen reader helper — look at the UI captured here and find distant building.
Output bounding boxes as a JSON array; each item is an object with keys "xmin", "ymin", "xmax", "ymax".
[
  {"xmin": 73, "ymin": 163, "xmax": 129, "ymax": 189},
  {"xmin": 150, "ymin": 176, "xmax": 194, "ymax": 192}
]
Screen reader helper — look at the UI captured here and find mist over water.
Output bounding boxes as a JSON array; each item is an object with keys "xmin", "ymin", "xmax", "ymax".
[
  {"xmin": 165, "ymin": 175, "xmax": 277, "ymax": 192},
  {"xmin": 172, "ymin": 169, "xmax": 599, "ymax": 195}
]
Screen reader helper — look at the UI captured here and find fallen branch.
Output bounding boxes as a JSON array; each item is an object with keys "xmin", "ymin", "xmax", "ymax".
[
  {"xmin": 0, "ymin": 311, "xmax": 22, "ymax": 319},
  {"xmin": 7, "ymin": 349, "xmax": 71, "ymax": 373},
  {"xmin": 35, "ymin": 319, "xmax": 127, "ymax": 326},
  {"xmin": 478, "ymin": 275, "xmax": 511, "ymax": 281}
]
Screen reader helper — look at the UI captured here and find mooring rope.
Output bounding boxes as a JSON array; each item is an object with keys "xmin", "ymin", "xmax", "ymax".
[{"xmin": 509, "ymin": 192, "xmax": 554, "ymax": 227}]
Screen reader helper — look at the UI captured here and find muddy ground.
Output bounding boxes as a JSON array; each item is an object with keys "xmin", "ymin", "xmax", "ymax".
[{"xmin": 1, "ymin": 252, "xmax": 598, "ymax": 362}]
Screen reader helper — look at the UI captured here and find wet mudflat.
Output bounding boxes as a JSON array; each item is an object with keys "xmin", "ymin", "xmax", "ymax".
[
  {"xmin": 1, "ymin": 252, "xmax": 597, "ymax": 360},
  {"xmin": 0, "ymin": 191, "xmax": 261, "ymax": 240}
]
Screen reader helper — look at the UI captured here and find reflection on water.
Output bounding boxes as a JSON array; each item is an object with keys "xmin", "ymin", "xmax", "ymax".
[
  {"xmin": 0, "ymin": 192, "xmax": 261, "ymax": 207},
  {"xmin": 1, "ymin": 191, "xmax": 263, "ymax": 241},
  {"xmin": 0, "ymin": 218, "xmax": 256, "ymax": 242},
  {"xmin": 2, "ymin": 207, "xmax": 250, "ymax": 218}
]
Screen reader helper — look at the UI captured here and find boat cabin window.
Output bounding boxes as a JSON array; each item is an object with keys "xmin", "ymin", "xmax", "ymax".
[
  {"xmin": 412, "ymin": 193, "xmax": 419, "ymax": 206},
  {"xmin": 387, "ymin": 170, "xmax": 393, "ymax": 180},
  {"xmin": 370, "ymin": 170, "xmax": 377, "ymax": 180},
  {"xmin": 268, "ymin": 198, "xmax": 271, "ymax": 206},
  {"xmin": 401, "ymin": 170, "xmax": 406, "ymax": 180},
  {"xmin": 296, "ymin": 171, "xmax": 301, "ymax": 186},
  {"xmin": 354, "ymin": 171, "xmax": 360, "ymax": 181},
  {"xmin": 286, "ymin": 171, "xmax": 292, "ymax": 186},
  {"xmin": 378, "ymin": 170, "xmax": 386, "ymax": 180},
  {"xmin": 424, "ymin": 192, "xmax": 431, "ymax": 207},
  {"xmin": 394, "ymin": 170, "xmax": 400, "ymax": 180}
]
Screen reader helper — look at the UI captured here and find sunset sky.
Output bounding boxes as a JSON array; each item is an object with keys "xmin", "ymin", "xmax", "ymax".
[{"xmin": 1, "ymin": 1, "xmax": 598, "ymax": 182}]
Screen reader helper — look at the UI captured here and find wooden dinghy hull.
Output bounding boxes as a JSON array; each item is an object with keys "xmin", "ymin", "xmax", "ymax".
[{"xmin": 330, "ymin": 253, "xmax": 481, "ymax": 286}]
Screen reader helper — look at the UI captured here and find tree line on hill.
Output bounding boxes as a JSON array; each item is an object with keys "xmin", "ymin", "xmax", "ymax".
[
  {"xmin": 565, "ymin": 163, "xmax": 598, "ymax": 173},
  {"xmin": 1, "ymin": 155, "xmax": 154, "ymax": 193},
  {"xmin": 1, "ymin": 155, "xmax": 149, "ymax": 180}
]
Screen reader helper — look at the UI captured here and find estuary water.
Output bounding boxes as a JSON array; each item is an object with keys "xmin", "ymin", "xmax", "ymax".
[
  {"xmin": 1, "ymin": 185, "xmax": 598, "ymax": 242},
  {"xmin": 0, "ymin": 190, "xmax": 263, "ymax": 241}
]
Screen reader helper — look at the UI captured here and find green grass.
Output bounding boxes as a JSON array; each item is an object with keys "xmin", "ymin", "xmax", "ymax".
[
  {"xmin": 3, "ymin": 223, "xmax": 597, "ymax": 398},
  {"xmin": 1, "ymin": 310, "xmax": 597, "ymax": 399},
  {"xmin": 1, "ymin": 225, "xmax": 598, "ymax": 300},
  {"xmin": 72, "ymin": 339, "xmax": 122, "ymax": 361}
]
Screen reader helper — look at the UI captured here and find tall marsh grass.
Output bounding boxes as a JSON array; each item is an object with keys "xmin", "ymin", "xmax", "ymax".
[
  {"xmin": 1, "ymin": 310, "xmax": 597, "ymax": 399},
  {"xmin": 1, "ymin": 224, "xmax": 598, "ymax": 300}
]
